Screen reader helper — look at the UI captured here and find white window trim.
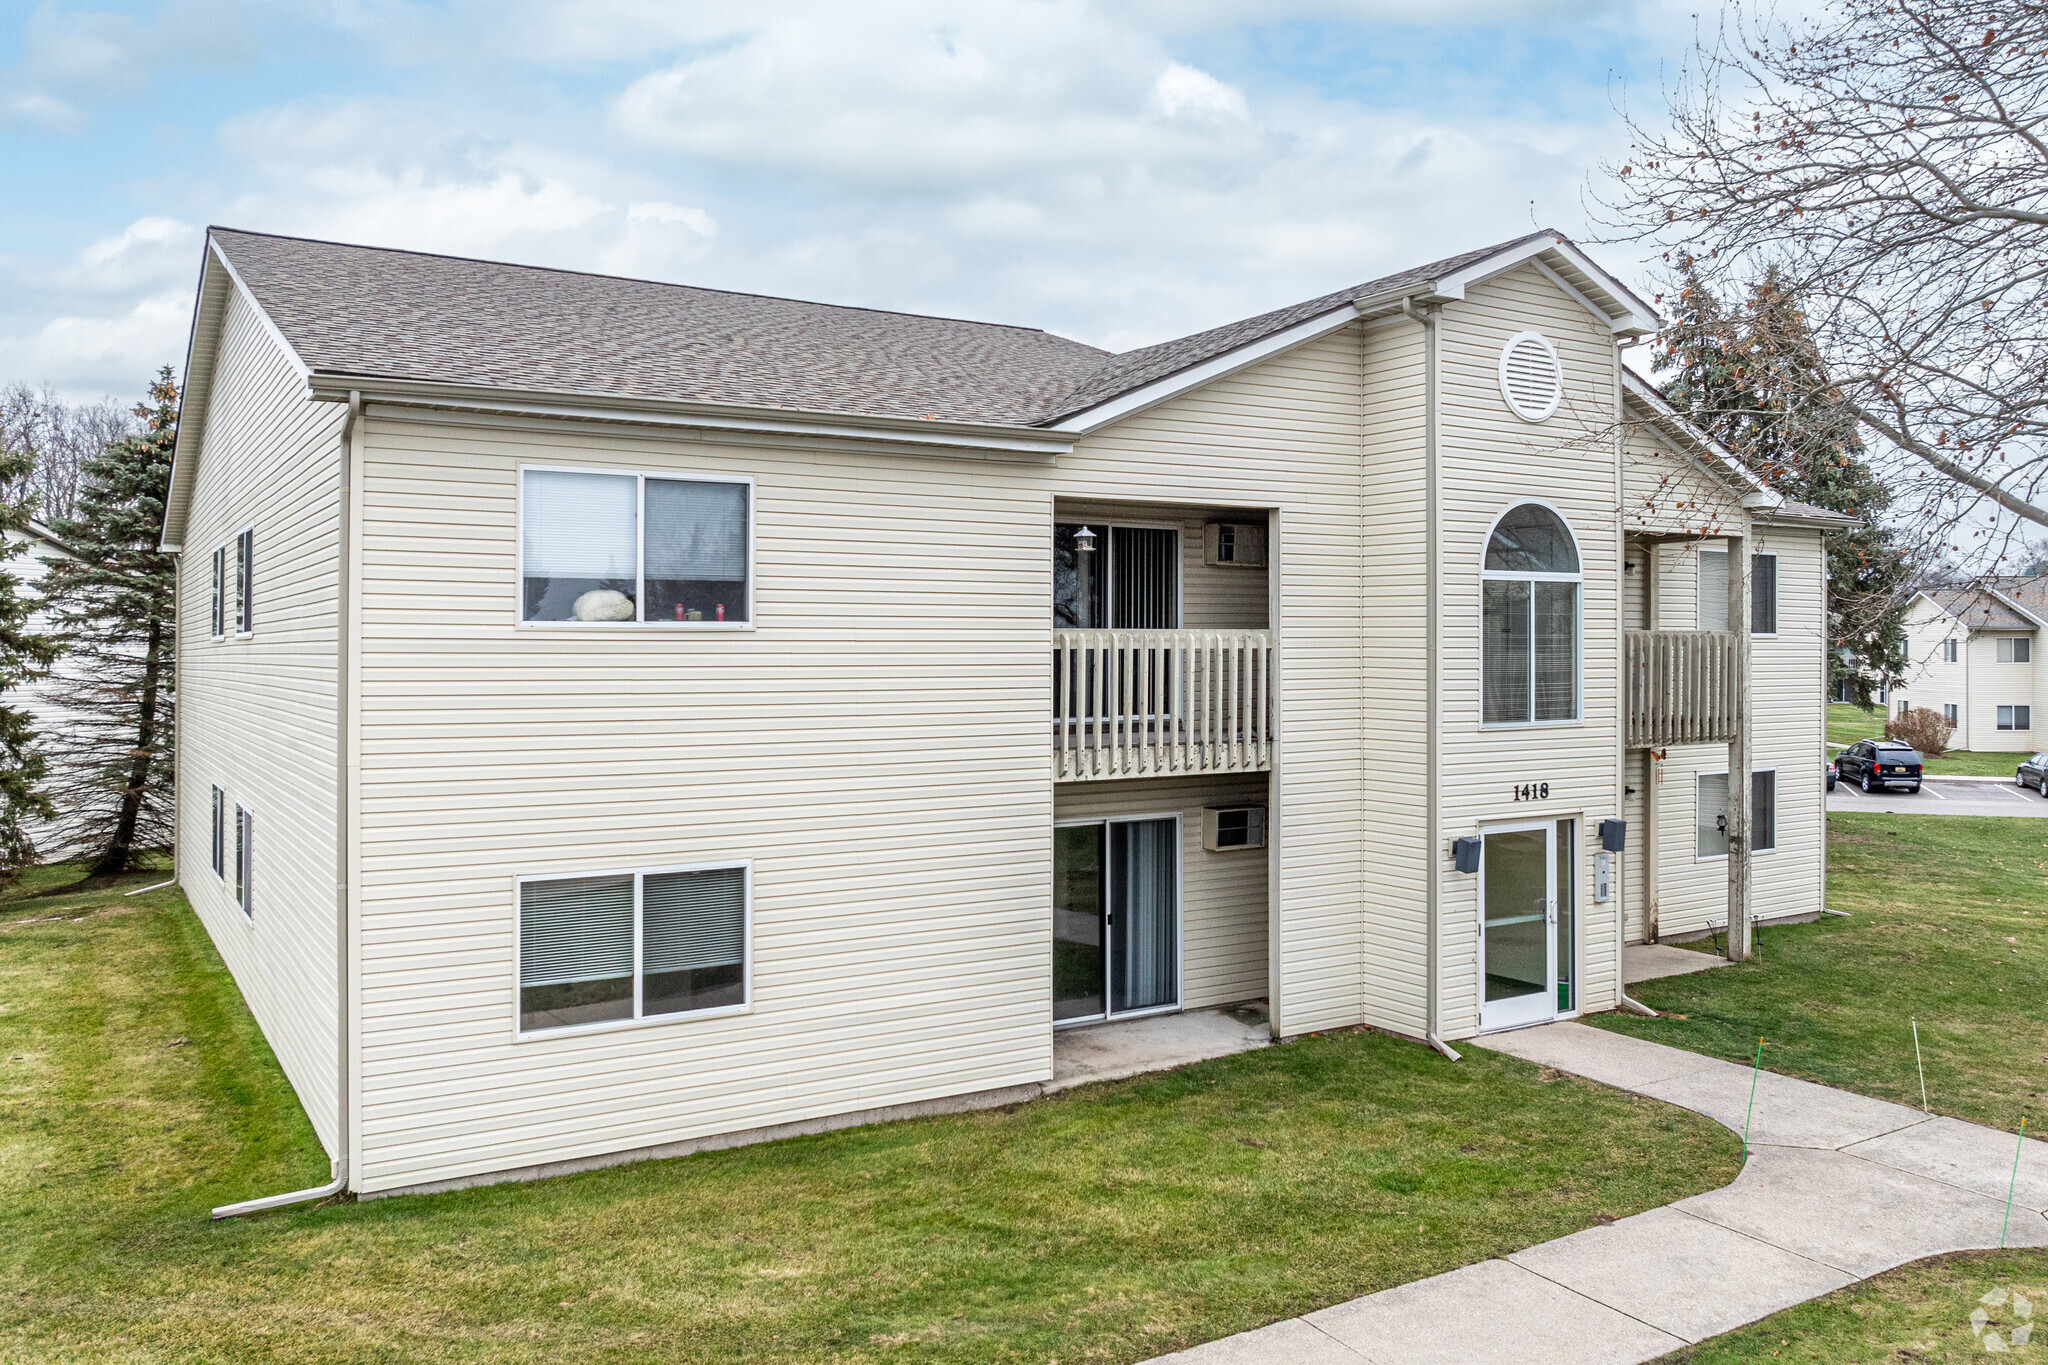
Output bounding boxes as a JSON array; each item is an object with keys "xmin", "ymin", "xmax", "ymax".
[
  {"xmin": 1750, "ymin": 551, "xmax": 1778, "ymax": 637},
  {"xmin": 210, "ymin": 546, "xmax": 226, "ymax": 641},
  {"xmin": 511, "ymin": 859, "xmax": 753, "ymax": 1041},
  {"xmin": 1479, "ymin": 500, "xmax": 1584, "ymax": 730},
  {"xmin": 515, "ymin": 463, "xmax": 757, "ymax": 631},
  {"xmin": 1051, "ymin": 811, "xmax": 1185, "ymax": 1028},
  {"xmin": 1694, "ymin": 768, "xmax": 1779, "ymax": 862},
  {"xmin": 1998, "ymin": 705, "xmax": 2033, "ymax": 732},
  {"xmin": 210, "ymin": 784, "xmax": 225, "ymax": 879},
  {"xmin": 233, "ymin": 525, "xmax": 254, "ymax": 639}
]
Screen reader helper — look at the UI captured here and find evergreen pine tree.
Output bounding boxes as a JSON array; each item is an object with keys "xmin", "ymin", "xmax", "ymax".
[
  {"xmin": 1657, "ymin": 269, "xmax": 1911, "ymax": 705},
  {"xmin": 0, "ymin": 441, "xmax": 60, "ymax": 874},
  {"xmin": 43, "ymin": 367, "xmax": 178, "ymax": 876}
]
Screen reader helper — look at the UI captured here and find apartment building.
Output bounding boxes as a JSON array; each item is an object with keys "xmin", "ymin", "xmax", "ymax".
[{"xmin": 164, "ymin": 226, "xmax": 1848, "ymax": 1200}]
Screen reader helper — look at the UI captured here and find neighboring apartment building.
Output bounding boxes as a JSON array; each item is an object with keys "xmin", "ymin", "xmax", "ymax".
[
  {"xmin": 164, "ymin": 227, "xmax": 1849, "ymax": 1201},
  {"xmin": 1894, "ymin": 581, "xmax": 2046, "ymax": 750}
]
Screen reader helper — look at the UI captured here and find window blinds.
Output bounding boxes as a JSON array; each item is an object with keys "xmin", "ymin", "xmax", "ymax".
[
  {"xmin": 1110, "ymin": 819, "xmax": 1177, "ymax": 1013},
  {"xmin": 1751, "ymin": 771, "xmax": 1777, "ymax": 852},
  {"xmin": 642, "ymin": 867, "xmax": 746, "ymax": 973},
  {"xmin": 1751, "ymin": 554, "xmax": 1777, "ymax": 634},
  {"xmin": 1110, "ymin": 527, "xmax": 1178, "ymax": 629},
  {"xmin": 1533, "ymin": 582, "xmax": 1577, "ymax": 721},
  {"xmin": 523, "ymin": 470, "xmax": 638, "ymax": 578},
  {"xmin": 520, "ymin": 873, "xmax": 634, "ymax": 988},
  {"xmin": 645, "ymin": 479, "xmax": 748, "ymax": 581},
  {"xmin": 1483, "ymin": 579, "xmax": 1532, "ymax": 723},
  {"xmin": 1698, "ymin": 550, "xmax": 1730, "ymax": 632}
]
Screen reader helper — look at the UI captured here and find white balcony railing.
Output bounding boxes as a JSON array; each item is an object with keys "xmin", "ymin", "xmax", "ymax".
[
  {"xmin": 1626, "ymin": 629, "xmax": 1740, "ymax": 748},
  {"xmin": 1053, "ymin": 629, "xmax": 1273, "ymax": 781}
]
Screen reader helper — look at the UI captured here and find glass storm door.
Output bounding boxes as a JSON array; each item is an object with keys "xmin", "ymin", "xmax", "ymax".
[
  {"xmin": 1053, "ymin": 817, "xmax": 1179, "ymax": 1024},
  {"xmin": 1480, "ymin": 821, "xmax": 1564, "ymax": 1031}
]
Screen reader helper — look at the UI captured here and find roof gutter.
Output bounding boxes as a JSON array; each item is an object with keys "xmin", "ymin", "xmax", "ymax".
[{"xmin": 300, "ymin": 375, "xmax": 1072, "ymax": 461}]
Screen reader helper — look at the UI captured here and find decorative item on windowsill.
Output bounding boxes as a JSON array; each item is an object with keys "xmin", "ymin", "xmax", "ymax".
[{"xmin": 573, "ymin": 589, "xmax": 635, "ymax": 622}]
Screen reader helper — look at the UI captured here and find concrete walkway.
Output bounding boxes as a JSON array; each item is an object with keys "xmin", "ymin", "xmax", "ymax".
[{"xmin": 1143, "ymin": 1022, "xmax": 2048, "ymax": 1365}]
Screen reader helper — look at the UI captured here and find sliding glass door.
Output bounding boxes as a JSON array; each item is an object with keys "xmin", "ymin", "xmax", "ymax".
[{"xmin": 1052, "ymin": 815, "xmax": 1180, "ymax": 1024}]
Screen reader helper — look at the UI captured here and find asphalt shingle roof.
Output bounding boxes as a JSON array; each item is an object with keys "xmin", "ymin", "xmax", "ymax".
[
  {"xmin": 208, "ymin": 227, "xmax": 1559, "ymax": 428},
  {"xmin": 1933, "ymin": 587, "xmax": 2038, "ymax": 632}
]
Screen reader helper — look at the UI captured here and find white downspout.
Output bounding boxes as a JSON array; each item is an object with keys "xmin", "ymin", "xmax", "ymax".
[
  {"xmin": 213, "ymin": 389, "xmax": 359, "ymax": 1219},
  {"xmin": 1404, "ymin": 297, "xmax": 1459, "ymax": 1063}
]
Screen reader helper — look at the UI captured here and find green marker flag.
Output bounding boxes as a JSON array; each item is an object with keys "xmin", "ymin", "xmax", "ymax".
[{"xmin": 2003, "ymin": 1118, "xmax": 2026, "ymax": 1250}]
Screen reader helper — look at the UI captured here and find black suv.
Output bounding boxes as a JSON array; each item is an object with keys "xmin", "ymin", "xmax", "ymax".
[{"xmin": 1838, "ymin": 739, "xmax": 1923, "ymax": 794}]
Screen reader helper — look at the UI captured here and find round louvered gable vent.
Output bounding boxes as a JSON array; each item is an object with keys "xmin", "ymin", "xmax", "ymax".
[{"xmin": 1498, "ymin": 331, "xmax": 1562, "ymax": 422}]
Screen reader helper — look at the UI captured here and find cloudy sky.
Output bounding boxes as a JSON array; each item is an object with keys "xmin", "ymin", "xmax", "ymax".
[{"xmin": 1, "ymin": 0, "xmax": 1713, "ymax": 404}]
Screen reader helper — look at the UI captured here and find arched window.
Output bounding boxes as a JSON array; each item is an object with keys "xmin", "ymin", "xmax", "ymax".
[{"xmin": 1482, "ymin": 504, "xmax": 1581, "ymax": 724}]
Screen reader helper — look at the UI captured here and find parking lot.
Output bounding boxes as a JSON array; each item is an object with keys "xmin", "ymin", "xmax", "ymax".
[{"xmin": 1827, "ymin": 777, "xmax": 2048, "ymax": 817}]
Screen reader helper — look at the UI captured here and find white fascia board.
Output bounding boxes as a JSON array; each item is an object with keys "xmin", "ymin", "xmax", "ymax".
[
  {"xmin": 307, "ymin": 377, "xmax": 1074, "ymax": 461},
  {"xmin": 1981, "ymin": 583, "xmax": 2048, "ymax": 630},
  {"xmin": 1906, "ymin": 590, "xmax": 1960, "ymax": 624},
  {"xmin": 206, "ymin": 240, "xmax": 313, "ymax": 382},
  {"xmin": 1435, "ymin": 234, "xmax": 1660, "ymax": 335},
  {"xmin": 1622, "ymin": 371, "xmax": 1771, "ymax": 498},
  {"xmin": 1048, "ymin": 302, "xmax": 1362, "ymax": 435}
]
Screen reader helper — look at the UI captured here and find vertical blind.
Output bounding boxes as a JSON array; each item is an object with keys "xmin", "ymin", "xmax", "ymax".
[
  {"xmin": 642, "ymin": 867, "xmax": 746, "ymax": 973},
  {"xmin": 211, "ymin": 547, "xmax": 225, "ymax": 636},
  {"xmin": 1110, "ymin": 527, "xmax": 1179, "ymax": 629},
  {"xmin": 235, "ymin": 529, "xmax": 254, "ymax": 632},
  {"xmin": 645, "ymin": 479, "xmax": 748, "ymax": 581},
  {"xmin": 523, "ymin": 470, "xmax": 638, "ymax": 578},
  {"xmin": 1110, "ymin": 818, "xmax": 1177, "ymax": 1013},
  {"xmin": 520, "ymin": 873, "xmax": 634, "ymax": 988},
  {"xmin": 1751, "ymin": 554, "xmax": 1777, "ymax": 634},
  {"xmin": 1697, "ymin": 550, "xmax": 1730, "ymax": 632},
  {"xmin": 1751, "ymin": 771, "xmax": 1777, "ymax": 852},
  {"xmin": 1532, "ymin": 583, "xmax": 1577, "ymax": 721}
]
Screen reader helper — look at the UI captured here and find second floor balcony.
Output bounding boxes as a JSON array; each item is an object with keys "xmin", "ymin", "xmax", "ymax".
[
  {"xmin": 1053, "ymin": 628, "xmax": 1274, "ymax": 781},
  {"xmin": 1626, "ymin": 628, "xmax": 1740, "ymax": 748}
]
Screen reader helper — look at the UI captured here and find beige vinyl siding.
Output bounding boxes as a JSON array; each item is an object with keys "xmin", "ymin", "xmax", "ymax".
[
  {"xmin": 1894, "ymin": 597, "xmax": 1967, "ymax": 736},
  {"xmin": 1434, "ymin": 263, "xmax": 1625, "ymax": 1034},
  {"xmin": 349, "ymin": 328, "xmax": 1369, "ymax": 1193},
  {"xmin": 1972, "ymin": 633, "xmax": 2038, "ymax": 750},
  {"xmin": 1622, "ymin": 751, "xmax": 1649, "ymax": 941},
  {"xmin": 1053, "ymin": 499, "xmax": 1267, "ymax": 629},
  {"xmin": 1356, "ymin": 315, "xmax": 1431, "ymax": 1039},
  {"xmin": 1055, "ymin": 329, "xmax": 1370, "ymax": 1039},
  {"xmin": 175, "ymin": 285, "xmax": 345, "ymax": 1155},
  {"xmin": 350, "ymin": 416, "xmax": 1053, "ymax": 1193},
  {"xmin": 1053, "ymin": 774, "xmax": 1268, "ymax": 1009},
  {"xmin": 1645, "ymin": 526, "xmax": 1827, "ymax": 938}
]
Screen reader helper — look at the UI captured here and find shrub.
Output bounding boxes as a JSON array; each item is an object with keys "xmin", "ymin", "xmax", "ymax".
[{"xmin": 1885, "ymin": 707, "xmax": 1955, "ymax": 758}]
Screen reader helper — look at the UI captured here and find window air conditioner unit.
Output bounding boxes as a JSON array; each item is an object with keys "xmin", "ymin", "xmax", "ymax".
[
  {"xmin": 1202, "ymin": 805, "xmax": 1267, "ymax": 851},
  {"xmin": 1204, "ymin": 521, "xmax": 1267, "ymax": 567}
]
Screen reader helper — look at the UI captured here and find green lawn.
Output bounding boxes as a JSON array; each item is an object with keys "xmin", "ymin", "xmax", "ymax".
[
  {"xmin": 1655, "ymin": 1250, "xmax": 2048, "ymax": 1363},
  {"xmin": 1596, "ymin": 812, "xmax": 2048, "ymax": 1133},
  {"xmin": 1, "ymin": 866, "xmax": 1738, "ymax": 1364},
  {"xmin": 1826, "ymin": 702, "xmax": 2035, "ymax": 777}
]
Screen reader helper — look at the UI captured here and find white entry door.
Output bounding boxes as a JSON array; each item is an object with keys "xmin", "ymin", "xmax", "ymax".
[{"xmin": 1479, "ymin": 820, "xmax": 1570, "ymax": 1032}]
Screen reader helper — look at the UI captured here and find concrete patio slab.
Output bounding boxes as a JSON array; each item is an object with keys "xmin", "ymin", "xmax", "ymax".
[
  {"xmin": 1674, "ymin": 1144, "xmax": 2048, "ymax": 1278},
  {"xmin": 1622, "ymin": 943, "xmax": 1735, "ymax": 985},
  {"xmin": 1506, "ymin": 1205, "xmax": 1855, "ymax": 1343},
  {"xmin": 1844, "ymin": 1115, "xmax": 2048, "ymax": 1213},
  {"xmin": 1302, "ymin": 1259, "xmax": 1686, "ymax": 1365},
  {"xmin": 1147, "ymin": 1317, "xmax": 1370, "ymax": 1365},
  {"xmin": 1048, "ymin": 1005, "xmax": 1269, "ymax": 1093},
  {"xmin": 1479, "ymin": 1020, "xmax": 1700, "ymax": 1092},
  {"xmin": 1635, "ymin": 1058, "xmax": 1928, "ymax": 1149}
]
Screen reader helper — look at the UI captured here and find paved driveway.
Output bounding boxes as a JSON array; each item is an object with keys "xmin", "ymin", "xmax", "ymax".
[{"xmin": 1829, "ymin": 777, "xmax": 2048, "ymax": 818}]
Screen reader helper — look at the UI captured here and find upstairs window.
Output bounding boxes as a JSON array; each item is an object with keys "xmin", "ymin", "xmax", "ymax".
[
  {"xmin": 1697, "ymin": 549, "xmax": 1776, "ymax": 634},
  {"xmin": 521, "ymin": 468, "xmax": 751, "ymax": 625},
  {"xmin": 210, "ymin": 785, "xmax": 225, "ymax": 878},
  {"xmin": 1997, "ymin": 637, "xmax": 2033, "ymax": 664},
  {"xmin": 1053, "ymin": 523, "xmax": 1179, "ymax": 629},
  {"xmin": 1944, "ymin": 638, "xmax": 1960, "ymax": 663},
  {"xmin": 1750, "ymin": 554, "xmax": 1777, "ymax": 635},
  {"xmin": 210, "ymin": 547, "xmax": 226, "ymax": 639},
  {"xmin": 1482, "ymin": 503, "xmax": 1580, "ymax": 725},
  {"xmin": 234, "ymin": 529, "xmax": 253, "ymax": 635}
]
